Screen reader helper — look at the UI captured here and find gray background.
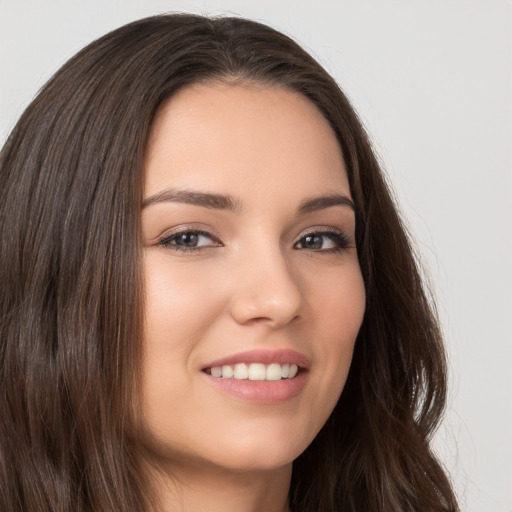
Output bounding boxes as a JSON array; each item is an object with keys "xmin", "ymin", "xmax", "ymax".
[{"xmin": 1, "ymin": 1, "xmax": 510, "ymax": 510}]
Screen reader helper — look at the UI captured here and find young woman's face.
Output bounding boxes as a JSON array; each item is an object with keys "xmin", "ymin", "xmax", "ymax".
[{"xmin": 141, "ymin": 83, "xmax": 365, "ymax": 473}]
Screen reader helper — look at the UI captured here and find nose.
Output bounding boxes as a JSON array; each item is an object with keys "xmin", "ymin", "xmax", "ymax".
[{"xmin": 229, "ymin": 250, "xmax": 304, "ymax": 328}]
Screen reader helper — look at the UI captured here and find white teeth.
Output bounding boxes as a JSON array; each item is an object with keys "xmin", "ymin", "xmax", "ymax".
[
  {"xmin": 234, "ymin": 363, "xmax": 249, "ymax": 379},
  {"xmin": 248, "ymin": 363, "xmax": 266, "ymax": 380},
  {"xmin": 210, "ymin": 366, "xmax": 222, "ymax": 378},
  {"xmin": 266, "ymin": 363, "xmax": 282, "ymax": 381},
  {"xmin": 207, "ymin": 362, "xmax": 300, "ymax": 380},
  {"xmin": 222, "ymin": 365, "xmax": 234, "ymax": 378}
]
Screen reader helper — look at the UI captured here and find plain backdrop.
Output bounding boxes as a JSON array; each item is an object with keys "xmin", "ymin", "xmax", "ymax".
[{"xmin": 1, "ymin": 1, "xmax": 510, "ymax": 511}]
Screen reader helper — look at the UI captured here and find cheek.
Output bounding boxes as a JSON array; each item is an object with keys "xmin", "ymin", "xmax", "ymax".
[
  {"xmin": 307, "ymin": 263, "xmax": 365, "ymax": 413},
  {"xmin": 141, "ymin": 254, "xmax": 226, "ymax": 404},
  {"xmin": 143, "ymin": 255, "xmax": 226, "ymax": 351},
  {"xmin": 309, "ymin": 259, "xmax": 366, "ymax": 348}
]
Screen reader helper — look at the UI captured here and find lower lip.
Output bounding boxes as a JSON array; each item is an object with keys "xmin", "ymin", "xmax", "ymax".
[{"xmin": 202, "ymin": 371, "xmax": 308, "ymax": 404}]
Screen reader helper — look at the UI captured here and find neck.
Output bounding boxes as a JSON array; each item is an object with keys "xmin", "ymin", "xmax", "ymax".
[{"xmin": 150, "ymin": 459, "xmax": 292, "ymax": 512}]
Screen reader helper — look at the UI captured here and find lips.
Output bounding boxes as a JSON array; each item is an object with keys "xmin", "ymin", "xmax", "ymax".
[{"xmin": 201, "ymin": 349, "xmax": 310, "ymax": 403}]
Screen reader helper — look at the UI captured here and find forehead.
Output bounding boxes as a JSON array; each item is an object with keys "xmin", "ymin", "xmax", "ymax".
[{"xmin": 144, "ymin": 83, "xmax": 350, "ymax": 201}]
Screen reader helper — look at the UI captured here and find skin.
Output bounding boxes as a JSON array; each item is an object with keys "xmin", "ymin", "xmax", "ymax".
[{"xmin": 141, "ymin": 83, "xmax": 366, "ymax": 512}]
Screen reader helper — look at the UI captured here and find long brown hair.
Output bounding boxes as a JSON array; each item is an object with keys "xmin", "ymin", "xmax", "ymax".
[{"xmin": 0, "ymin": 14, "xmax": 458, "ymax": 511}]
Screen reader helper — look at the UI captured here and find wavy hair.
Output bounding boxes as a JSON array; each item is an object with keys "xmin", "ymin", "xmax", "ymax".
[{"xmin": 0, "ymin": 13, "xmax": 458, "ymax": 512}]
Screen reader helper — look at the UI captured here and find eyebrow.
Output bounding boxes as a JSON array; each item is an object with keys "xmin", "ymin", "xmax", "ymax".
[
  {"xmin": 297, "ymin": 194, "xmax": 355, "ymax": 214},
  {"xmin": 142, "ymin": 188, "xmax": 355, "ymax": 215},
  {"xmin": 142, "ymin": 188, "xmax": 242, "ymax": 212}
]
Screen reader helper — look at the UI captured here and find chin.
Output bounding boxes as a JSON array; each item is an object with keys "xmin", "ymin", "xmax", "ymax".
[{"xmin": 209, "ymin": 438, "xmax": 303, "ymax": 473}]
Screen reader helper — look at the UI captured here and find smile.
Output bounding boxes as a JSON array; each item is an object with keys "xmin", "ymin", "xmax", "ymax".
[
  {"xmin": 204, "ymin": 362, "xmax": 299, "ymax": 381},
  {"xmin": 201, "ymin": 349, "xmax": 310, "ymax": 402}
]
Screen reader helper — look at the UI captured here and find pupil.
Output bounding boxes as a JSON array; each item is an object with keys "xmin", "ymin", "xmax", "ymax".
[
  {"xmin": 305, "ymin": 235, "xmax": 322, "ymax": 249},
  {"xmin": 177, "ymin": 233, "xmax": 198, "ymax": 246}
]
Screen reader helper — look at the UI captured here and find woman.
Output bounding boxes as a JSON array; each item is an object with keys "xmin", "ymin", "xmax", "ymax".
[{"xmin": 0, "ymin": 13, "xmax": 458, "ymax": 512}]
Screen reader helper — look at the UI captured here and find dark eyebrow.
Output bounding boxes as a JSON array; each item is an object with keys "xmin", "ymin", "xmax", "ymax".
[
  {"xmin": 142, "ymin": 188, "xmax": 242, "ymax": 213},
  {"xmin": 143, "ymin": 188, "xmax": 354, "ymax": 215},
  {"xmin": 297, "ymin": 194, "xmax": 355, "ymax": 214}
]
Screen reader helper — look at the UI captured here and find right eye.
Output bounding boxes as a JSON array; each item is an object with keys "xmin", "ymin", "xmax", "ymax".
[{"xmin": 157, "ymin": 229, "xmax": 222, "ymax": 252}]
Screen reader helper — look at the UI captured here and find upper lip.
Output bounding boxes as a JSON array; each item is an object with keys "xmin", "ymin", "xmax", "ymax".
[{"xmin": 202, "ymin": 349, "xmax": 311, "ymax": 370}]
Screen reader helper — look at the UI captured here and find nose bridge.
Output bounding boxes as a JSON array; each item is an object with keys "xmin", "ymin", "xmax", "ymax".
[{"xmin": 229, "ymin": 239, "xmax": 303, "ymax": 327}]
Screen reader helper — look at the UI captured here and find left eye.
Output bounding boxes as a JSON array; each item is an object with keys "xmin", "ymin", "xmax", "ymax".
[
  {"xmin": 157, "ymin": 230, "xmax": 220, "ymax": 251},
  {"xmin": 294, "ymin": 231, "xmax": 349, "ymax": 251}
]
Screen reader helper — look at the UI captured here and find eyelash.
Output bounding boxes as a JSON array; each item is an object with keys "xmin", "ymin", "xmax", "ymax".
[
  {"xmin": 156, "ymin": 228, "xmax": 351, "ymax": 253},
  {"xmin": 294, "ymin": 229, "xmax": 351, "ymax": 253},
  {"xmin": 156, "ymin": 229, "xmax": 222, "ymax": 252}
]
